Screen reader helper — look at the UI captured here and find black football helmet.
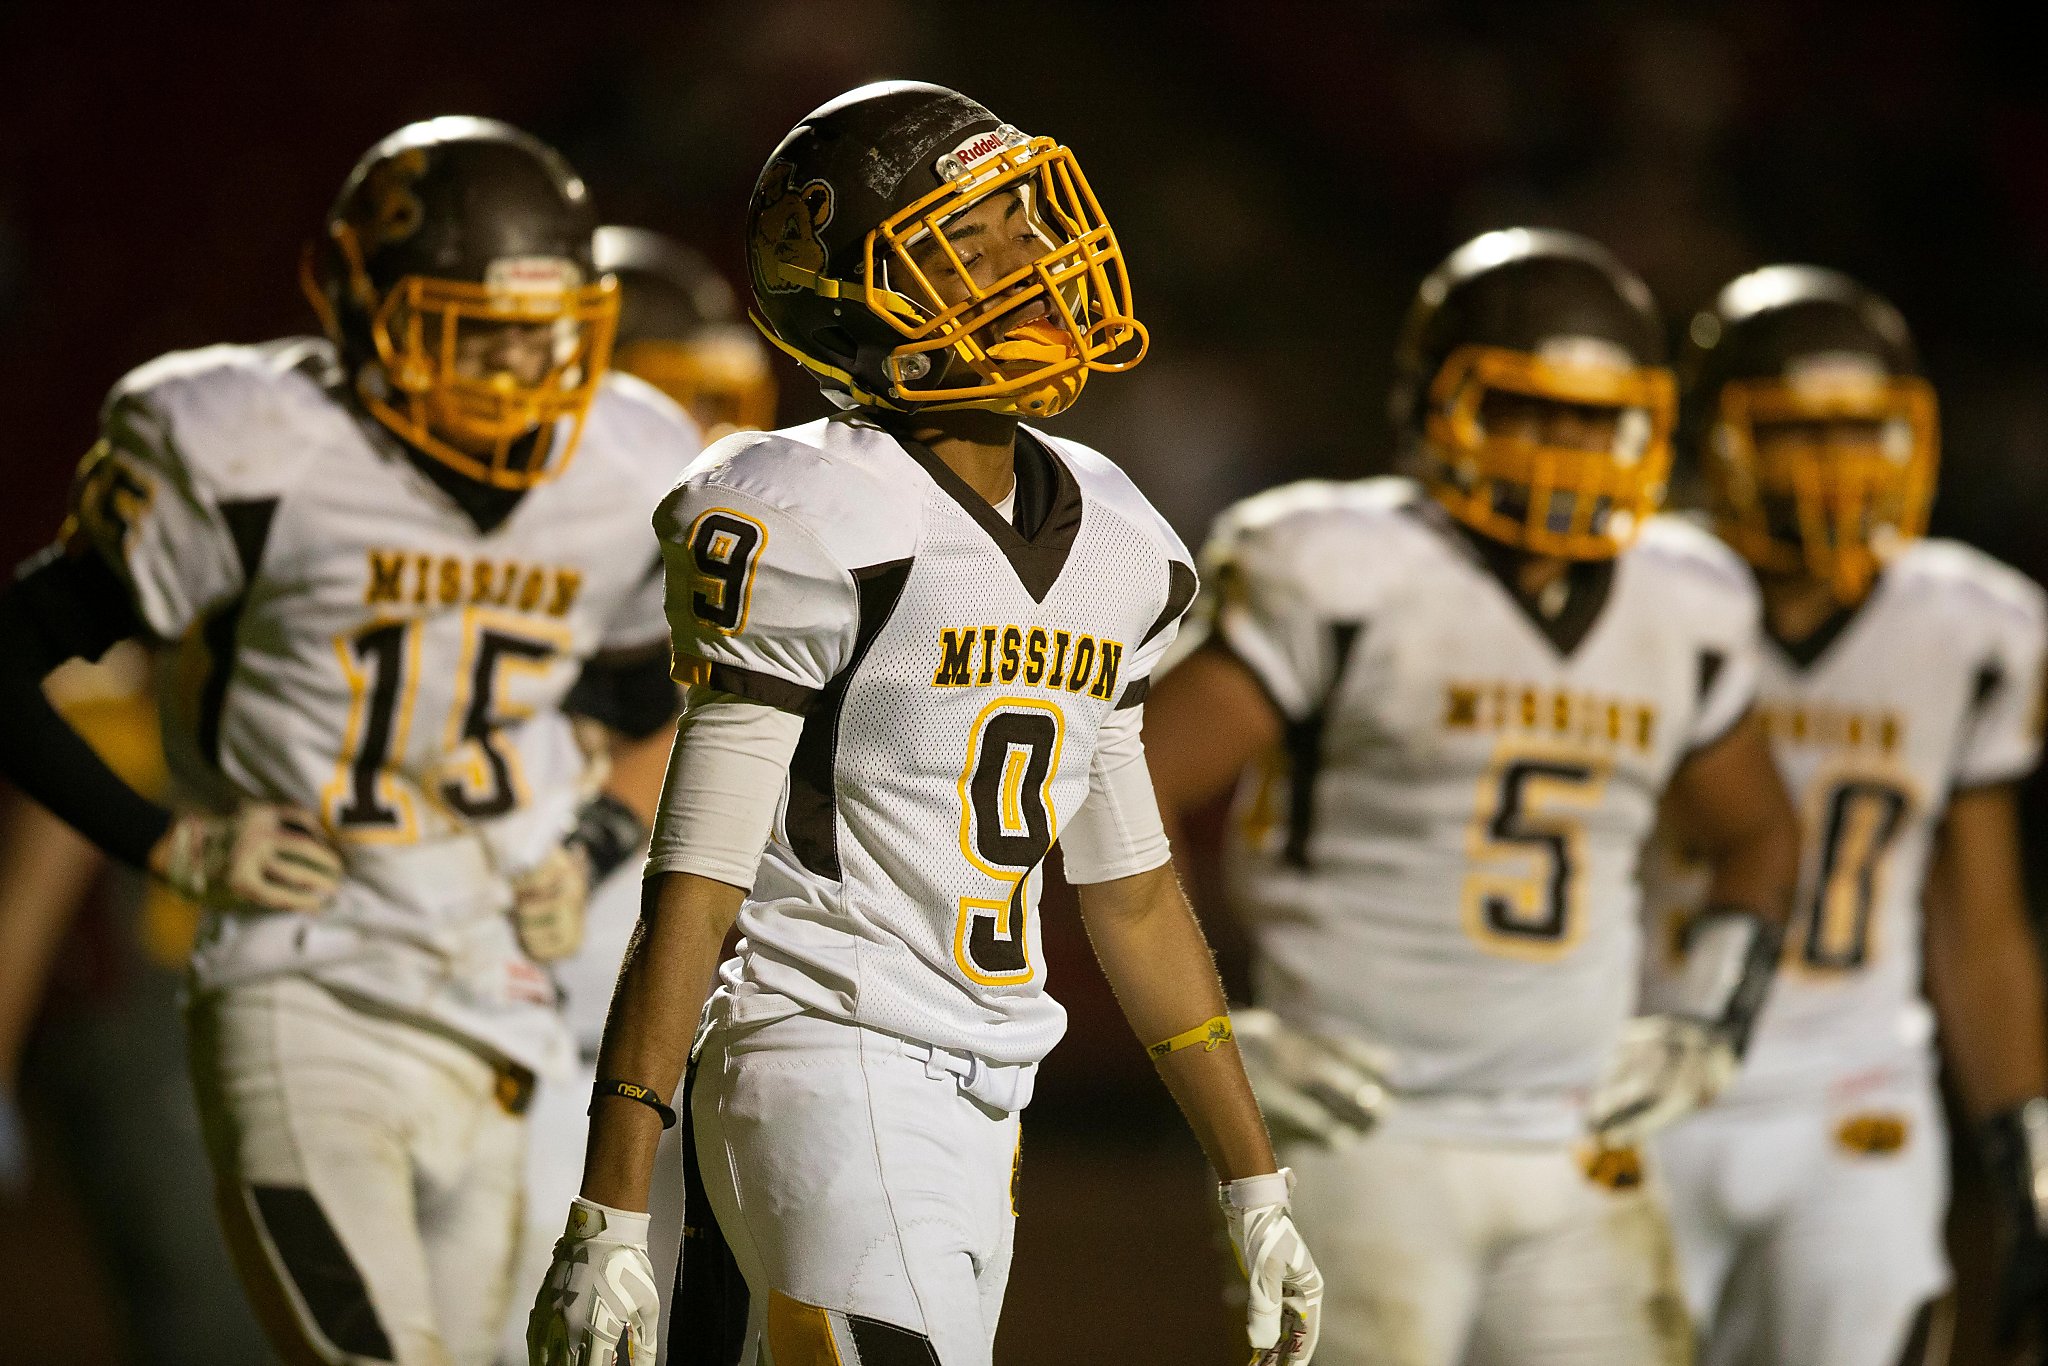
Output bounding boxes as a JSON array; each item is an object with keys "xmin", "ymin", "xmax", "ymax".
[
  {"xmin": 744, "ymin": 80, "xmax": 1144, "ymax": 419},
  {"xmin": 594, "ymin": 226, "xmax": 776, "ymax": 440},
  {"xmin": 1393, "ymin": 228, "xmax": 1675, "ymax": 559},
  {"xmin": 1684, "ymin": 265, "xmax": 1935, "ymax": 601},
  {"xmin": 301, "ymin": 116, "xmax": 619, "ymax": 489}
]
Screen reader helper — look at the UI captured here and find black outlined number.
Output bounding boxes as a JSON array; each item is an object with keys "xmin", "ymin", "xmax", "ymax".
[
  {"xmin": 1802, "ymin": 779, "xmax": 1910, "ymax": 971},
  {"xmin": 688, "ymin": 511, "xmax": 765, "ymax": 633},
  {"xmin": 955, "ymin": 703, "xmax": 1063, "ymax": 984}
]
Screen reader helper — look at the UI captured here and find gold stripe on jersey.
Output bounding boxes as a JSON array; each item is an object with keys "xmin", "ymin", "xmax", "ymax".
[
  {"xmin": 931, "ymin": 625, "xmax": 1124, "ymax": 700},
  {"xmin": 362, "ymin": 548, "xmax": 585, "ymax": 619},
  {"xmin": 1758, "ymin": 701, "xmax": 1904, "ymax": 754},
  {"xmin": 1441, "ymin": 680, "xmax": 1658, "ymax": 755}
]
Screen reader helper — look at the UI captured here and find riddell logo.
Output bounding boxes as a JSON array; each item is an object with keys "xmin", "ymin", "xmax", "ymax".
[
  {"xmin": 936, "ymin": 124, "xmax": 1028, "ymax": 181},
  {"xmin": 956, "ymin": 133, "xmax": 1009, "ymax": 166}
]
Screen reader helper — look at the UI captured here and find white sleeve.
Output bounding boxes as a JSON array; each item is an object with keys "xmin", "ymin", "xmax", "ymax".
[
  {"xmin": 1688, "ymin": 629, "xmax": 1761, "ymax": 752},
  {"xmin": 73, "ymin": 390, "xmax": 246, "ymax": 640},
  {"xmin": 652, "ymin": 480, "xmax": 860, "ymax": 712},
  {"xmin": 1200, "ymin": 521, "xmax": 1335, "ymax": 723},
  {"xmin": 1957, "ymin": 591, "xmax": 2048, "ymax": 788},
  {"xmin": 643, "ymin": 691, "xmax": 804, "ymax": 889},
  {"xmin": 1059, "ymin": 704, "xmax": 1171, "ymax": 885}
]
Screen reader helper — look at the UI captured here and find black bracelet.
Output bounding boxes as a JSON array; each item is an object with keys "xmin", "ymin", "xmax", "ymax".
[
  {"xmin": 590, "ymin": 1078, "xmax": 677, "ymax": 1130},
  {"xmin": 565, "ymin": 791, "xmax": 649, "ymax": 883}
]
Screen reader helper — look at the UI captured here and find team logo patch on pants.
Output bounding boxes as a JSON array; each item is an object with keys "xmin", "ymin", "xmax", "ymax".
[
  {"xmin": 1836, "ymin": 1110, "xmax": 1911, "ymax": 1155},
  {"xmin": 766, "ymin": 1289, "xmax": 941, "ymax": 1365}
]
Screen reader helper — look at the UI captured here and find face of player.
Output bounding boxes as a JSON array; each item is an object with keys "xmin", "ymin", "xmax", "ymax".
[
  {"xmin": 1475, "ymin": 389, "xmax": 1625, "ymax": 452},
  {"xmin": 903, "ymin": 186, "xmax": 1068, "ymax": 350},
  {"xmin": 1752, "ymin": 414, "xmax": 1900, "ymax": 557}
]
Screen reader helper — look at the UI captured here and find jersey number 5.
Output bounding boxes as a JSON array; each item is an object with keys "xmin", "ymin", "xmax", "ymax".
[
  {"xmin": 1461, "ymin": 747, "xmax": 1608, "ymax": 962},
  {"xmin": 954, "ymin": 700, "xmax": 1065, "ymax": 986}
]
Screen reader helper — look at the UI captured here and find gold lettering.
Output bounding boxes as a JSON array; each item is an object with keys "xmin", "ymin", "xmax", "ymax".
[
  {"xmin": 1066, "ymin": 636, "xmax": 1096, "ymax": 693},
  {"xmin": 1000, "ymin": 626, "xmax": 1023, "ymax": 683},
  {"xmin": 1445, "ymin": 686, "xmax": 1480, "ymax": 730},
  {"xmin": 933, "ymin": 629, "xmax": 976, "ymax": 687},
  {"xmin": 1091, "ymin": 640, "xmax": 1123, "ymax": 699},
  {"xmin": 549, "ymin": 568, "xmax": 583, "ymax": 618},
  {"xmin": 366, "ymin": 549, "xmax": 406, "ymax": 605},
  {"xmin": 1046, "ymin": 630, "xmax": 1071, "ymax": 688},
  {"xmin": 517, "ymin": 568, "xmax": 546, "ymax": 613},
  {"xmin": 1024, "ymin": 628, "xmax": 1049, "ymax": 685},
  {"xmin": 978, "ymin": 626, "xmax": 998, "ymax": 686},
  {"xmin": 438, "ymin": 557, "xmax": 463, "ymax": 605}
]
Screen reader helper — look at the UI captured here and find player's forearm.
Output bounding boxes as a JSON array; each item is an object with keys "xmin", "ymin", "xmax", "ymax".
[
  {"xmin": 1925, "ymin": 787, "xmax": 2048, "ymax": 1121},
  {"xmin": 581, "ymin": 869, "xmax": 742, "ymax": 1210},
  {"xmin": 1077, "ymin": 862, "xmax": 1277, "ymax": 1180},
  {"xmin": 1699, "ymin": 815, "xmax": 1800, "ymax": 928},
  {"xmin": 0, "ymin": 796, "xmax": 107, "ymax": 1083}
]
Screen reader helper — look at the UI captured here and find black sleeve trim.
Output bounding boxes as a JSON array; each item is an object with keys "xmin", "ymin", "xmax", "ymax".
[
  {"xmin": 0, "ymin": 556, "xmax": 169, "ymax": 867},
  {"xmin": 1114, "ymin": 676, "xmax": 1150, "ymax": 710},
  {"xmin": 563, "ymin": 647, "xmax": 683, "ymax": 739},
  {"xmin": 1139, "ymin": 561, "xmax": 1199, "ymax": 648},
  {"xmin": 699, "ymin": 663, "xmax": 818, "ymax": 716}
]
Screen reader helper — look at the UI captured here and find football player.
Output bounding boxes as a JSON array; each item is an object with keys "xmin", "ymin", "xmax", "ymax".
[
  {"xmin": 1643, "ymin": 266, "xmax": 2048, "ymax": 1365},
  {"xmin": 1143, "ymin": 228, "xmax": 1804, "ymax": 1366},
  {"xmin": 528, "ymin": 81, "xmax": 1322, "ymax": 1366},
  {"xmin": 594, "ymin": 225, "xmax": 779, "ymax": 442},
  {"xmin": 0, "ymin": 117, "xmax": 698, "ymax": 1365},
  {"xmin": 500, "ymin": 224, "xmax": 774, "ymax": 1365}
]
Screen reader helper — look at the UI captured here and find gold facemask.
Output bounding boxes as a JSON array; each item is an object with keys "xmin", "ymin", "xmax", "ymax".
[
  {"xmin": 1422, "ymin": 344, "xmax": 1676, "ymax": 560},
  {"xmin": 761, "ymin": 134, "xmax": 1145, "ymax": 418},
  {"xmin": 614, "ymin": 329, "xmax": 778, "ymax": 441},
  {"xmin": 1707, "ymin": 371, "xmax": 1937, "ymax": 601},
  {"xmin": 305, "ymin": 226, "xmax": 620, "ymax": 489}
]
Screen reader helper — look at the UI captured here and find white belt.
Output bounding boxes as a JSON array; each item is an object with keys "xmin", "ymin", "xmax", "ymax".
[{"xmin": 899, "ymin": 1036, "xmax": 1037, "ymax": 1114}]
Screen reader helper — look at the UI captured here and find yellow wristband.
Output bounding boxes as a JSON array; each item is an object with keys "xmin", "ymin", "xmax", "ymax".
[{"xmin": 1148, "ymin": 1014, "xmax": 1234, "ymax": 1060}]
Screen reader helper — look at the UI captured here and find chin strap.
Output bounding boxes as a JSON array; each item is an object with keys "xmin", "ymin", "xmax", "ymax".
[{"xmin": 1671, "ymin": 905, "xmax": 1784, "ymax": 1056}]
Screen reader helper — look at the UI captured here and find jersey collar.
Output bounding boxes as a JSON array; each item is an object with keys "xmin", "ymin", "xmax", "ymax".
[{"xmin": 891, "ymin": 426, "xmax": 1084, "ymax": 603}]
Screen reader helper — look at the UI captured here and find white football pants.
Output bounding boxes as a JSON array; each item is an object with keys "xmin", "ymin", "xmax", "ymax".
[
  {"xmin": 1655, "ymin": 1069, "xmax": 1949, "ymax": 1366},
  {"xmin": 1286, "ymin": 1128, "xmax": 1693, "ymax": 1366},
  {"xmin": 686, "ymin": 1010, "xmax": 1023, "ymax": 1366},
  {"xmin": 188, "ymin": 975, "xmax": 527, "ymax": 1366},
  {"xmin": 498, "ymin": 1056, "xmax": 686, "ymax": 1365}
]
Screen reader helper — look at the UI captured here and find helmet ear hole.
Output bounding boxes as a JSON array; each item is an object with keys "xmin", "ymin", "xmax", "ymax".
[{"xmin": 813, "ymin": 326, "xmax": 859, "ymax": 363}]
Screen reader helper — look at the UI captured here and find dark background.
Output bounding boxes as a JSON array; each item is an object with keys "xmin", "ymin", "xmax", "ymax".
[{"xmin": 2, "ymin": 1, "xmax": 2045, "ymax": 1361}]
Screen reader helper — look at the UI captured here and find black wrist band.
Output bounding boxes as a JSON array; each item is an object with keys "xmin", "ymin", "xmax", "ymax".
[
  {"xmin": 1685, "ymin": 904, "xmax": 1784, "ymax": 1057},
  {"xmin": 565, "ymin": 791, "xmax": 649, "ymax": 883},
  {"xmin": 590, "ymin": 1078, "xmax": 677, "ymax": 1129},
  {"xmin": 1984, "ymin": 1098, "xmax": 2048, "ymax": 1234}
]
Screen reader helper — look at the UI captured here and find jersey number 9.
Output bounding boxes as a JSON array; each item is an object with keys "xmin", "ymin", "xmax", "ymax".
[{"xmin": 954, "ymin": 700, "xmax": 1065, "ymax": 986}]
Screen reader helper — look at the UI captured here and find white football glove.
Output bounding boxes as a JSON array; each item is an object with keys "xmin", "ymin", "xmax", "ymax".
[
  {"xmin": 150, "ymin": 805, "xmax": 343, "ymax": 914},
  {"xmin": 1223, "ymin": 1170, "xmax": 1322, "ymax": 1365},
  {"xmin": 528, "ymin": 1197, "xmax": 662, "ymax": 1366},
  {"xmin": 1234, "ymin": 1007, "xmax": 1390, "ymax": 1149},
  {"xmin": 1588, "ymin": 1014, "xmax": 1738, "ymax": 1148},
  {"xmin": 512, "ymin": 845, "xmax": 590, "ymax": 963}
]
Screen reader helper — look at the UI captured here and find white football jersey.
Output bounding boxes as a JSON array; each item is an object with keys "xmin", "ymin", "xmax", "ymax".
[
  {"xmin": 1644, "ymin": 538, "xmax": 2047, "ymax": 1103},
  {"xmin": 74, "ymin": 338, "xmax": 700, "ymax": 1075},
  {"xmin": 655, "ymin": 413, "xmax": 1195, "ymax": 1068},
  {"xmin": 1197, "ymin": 478, "xmax": 1760, "ymax": 1141}
]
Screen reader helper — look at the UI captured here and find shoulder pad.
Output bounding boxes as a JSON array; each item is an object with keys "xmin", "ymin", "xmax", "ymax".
[
  {"xmin": 1203, "ymin": 477, "xmax": 1434, "ymax": 616},
  {"xmin": 664, "ymin": 417, "xmax": 919, "ymax": 572},
  {"xmin": 569, "ymin": 370, "xmax": 705, "ymax": 494},
  {"xmin": 101, "ymin": 339, "xmax": 342, "ymax": 500},
  {"xmin": 1631, "ymin": 514, "xmax": 1757, "ymax": 593},
  {"xmin": 1889, "ymin": 538, "xmax": 2048, "ymax": 631}
]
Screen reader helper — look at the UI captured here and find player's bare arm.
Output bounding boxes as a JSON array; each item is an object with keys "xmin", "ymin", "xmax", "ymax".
[
  {"xmin": 1924, "ymin": 783, "xmax": 2048, "ymax": 1119},
  {"xmin": 581, "ymin": 868, "xmax": 743, "ymax": 1210},
  {"xmin": 1145, "ymin": 643, "xmax": 1284, "ymax": 852},
  {"xmin": 1924, "ymin": 780, "xmax": 2048, "ymax": 1342},
  {"xmin": 1076, "ymin": 861, "xmax": 1276, "ymax": 1177},
  {"xmin": 1661, "ymin": 709, "xmax": 1801, "ymax": 929}
]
